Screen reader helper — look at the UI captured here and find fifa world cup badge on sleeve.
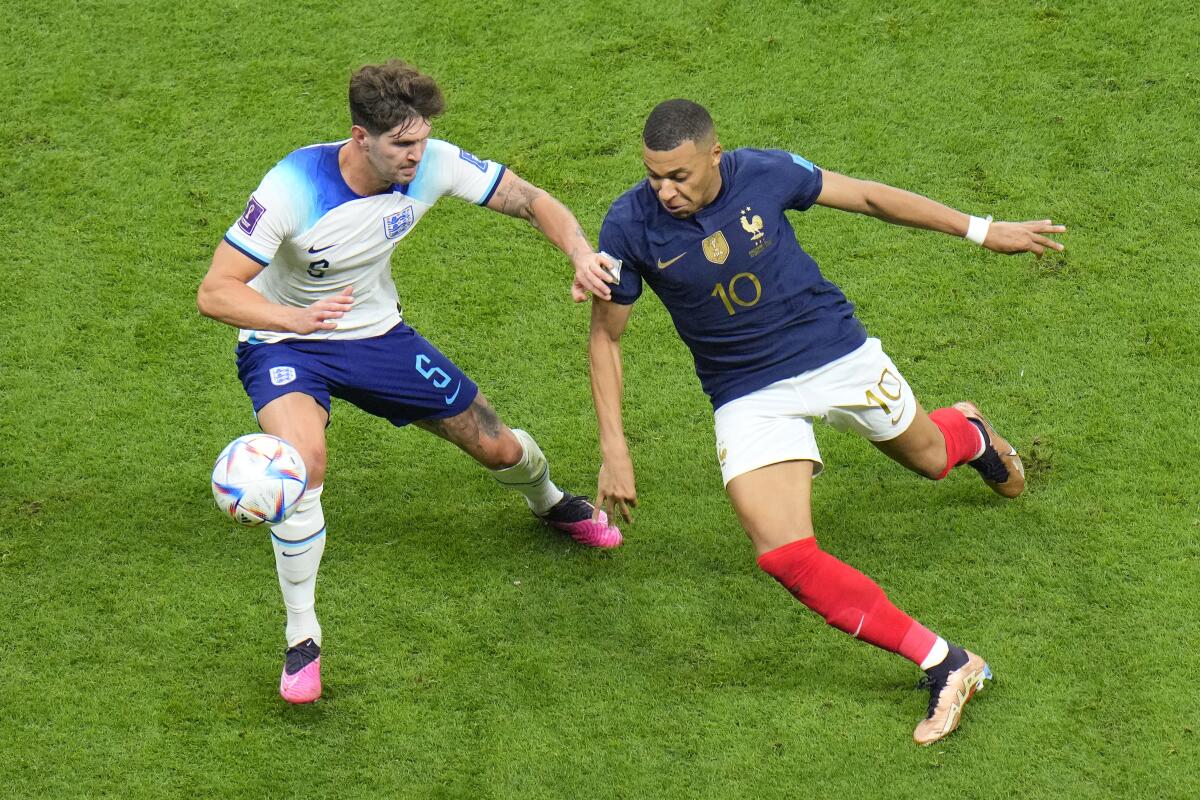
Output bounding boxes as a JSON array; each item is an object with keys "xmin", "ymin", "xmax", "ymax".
[
  {"xmin": 458, "ymin": 148, "xmax": 487, "ymax": 171},
  {"xmin": 238, "ymin": 196, "xmax": 267, "ymax": 235}
]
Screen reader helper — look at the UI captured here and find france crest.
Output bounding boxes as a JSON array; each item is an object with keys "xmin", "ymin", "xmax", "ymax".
[{"xmin": 383, "ymin": 206, "xmax": 415, "ymax": 239}]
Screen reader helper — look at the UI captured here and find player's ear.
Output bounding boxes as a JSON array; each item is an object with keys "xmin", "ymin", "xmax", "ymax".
[
  {"xmin": 710, "ymin": 139, "xmax": 722, "ymax": 166},
  {"xmin": 349, "ymin": 125, "xmax": 371, "ymax": 148}
]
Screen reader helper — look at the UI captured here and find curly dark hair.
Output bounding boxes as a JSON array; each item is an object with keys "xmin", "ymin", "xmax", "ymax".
[{"xmin": 349, "ymin": 59, "xmax": 445, "ymax": 135}]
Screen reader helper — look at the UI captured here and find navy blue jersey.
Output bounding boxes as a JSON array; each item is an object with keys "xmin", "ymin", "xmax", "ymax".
[{"xmin": 599, "ymin": 148, "xmax": 867, "ymax": 410}]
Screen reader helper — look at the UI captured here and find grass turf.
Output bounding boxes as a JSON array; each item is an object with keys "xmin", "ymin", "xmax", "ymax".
[{"xmin": 1, "ymin": 1, "xmax": 1197, "ymax": 797}]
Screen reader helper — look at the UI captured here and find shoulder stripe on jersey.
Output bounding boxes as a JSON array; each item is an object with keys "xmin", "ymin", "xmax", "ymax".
[
  {"xmin": 789, "ymin": 153, "xmax": 815, "ymax": 172},
  {"xmin": 224, "ymin": 234, "xmax": 270, "ymax": 266},
  {"xmin": 478, "ymin": 165, "xmax": 507, "ymax": 206}
]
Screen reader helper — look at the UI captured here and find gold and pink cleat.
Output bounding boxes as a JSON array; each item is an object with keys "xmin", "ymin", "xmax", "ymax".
[
  {"xmin": 537, "ymin": 492, "xmax": 623, "ymax": 549},
  {"xmin": 280, "ymin": 638, "xmax": 322, "ymax": 704},
  {"xmin": 913, "ymin": 648, "xmax": 992, "ymax": 745},
  {"xmin": 954, "ymin": 401, "xmax": 1026, "ymax": 498}
]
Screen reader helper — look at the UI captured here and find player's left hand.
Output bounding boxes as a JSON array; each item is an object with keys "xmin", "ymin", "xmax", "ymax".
[
  {"xmin": 571, "ymin": 251, "xmax": 618, "ymax": 303},
  {"xmin": 984, "ymin": 219, "xmax": 1067, "ymax": 257}
]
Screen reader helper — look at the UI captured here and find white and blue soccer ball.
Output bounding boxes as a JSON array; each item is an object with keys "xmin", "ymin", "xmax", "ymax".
[{"xmin": 211, "ymin": 434, "xmax": 307, "ymax": 526}]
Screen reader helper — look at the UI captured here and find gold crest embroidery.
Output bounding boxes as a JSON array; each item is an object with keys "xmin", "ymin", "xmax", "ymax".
[
  {"xmin": 702, "ymin": 231, "xmax": 730, "ymax": 264},
  {"xmin": 740, "ymin": 207, "xmax": 765, "ymax": 241}
]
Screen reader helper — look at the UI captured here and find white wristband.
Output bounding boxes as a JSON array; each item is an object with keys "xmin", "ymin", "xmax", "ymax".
[{"xmin": 965, "ymin": 215, "xmax": 992, "ymax": 245}]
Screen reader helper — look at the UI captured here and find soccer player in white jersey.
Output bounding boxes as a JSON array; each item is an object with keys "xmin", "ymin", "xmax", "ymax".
[
  {"xmin": 587, "ymin": 100, "xmax": 1064, "ymax": 744},
  {"xmin": 197, "ymin": 60, "xmax": 622, "ymax": 704}
]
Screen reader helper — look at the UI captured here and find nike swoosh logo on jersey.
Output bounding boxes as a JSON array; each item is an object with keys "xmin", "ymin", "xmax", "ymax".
[
  {"xmin": 657, "ymin": 252, "xmax": 686, "ymax": 269},
  {"xmin": 306, "ymin": 243, "xmax": 336, "ymax": 254},
  {"xmin": 444, "ymin": 382, "xmax": 462, "ymax": 405}
]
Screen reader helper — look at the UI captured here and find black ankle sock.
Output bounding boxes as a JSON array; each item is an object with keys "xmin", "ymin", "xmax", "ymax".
[
  {"xmin": 924, "ymin": 644, "xmax": 968, "ymax": 681},
  {"xmin": 285, "ymin": 638, "xmax": 321, "ymax": 675},
  {"xmin": 966, "ymin": 419, "xmax": 989, "ymax": 458}
]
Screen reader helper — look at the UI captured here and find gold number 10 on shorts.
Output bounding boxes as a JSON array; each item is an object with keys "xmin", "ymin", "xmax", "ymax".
[
  {"xmin": 711, "ymin": 272, "xmax": 763, "ymax": 315},
  {"xmin": 865, "ymin": 368, "xmax": 904, "ymax": 425}
]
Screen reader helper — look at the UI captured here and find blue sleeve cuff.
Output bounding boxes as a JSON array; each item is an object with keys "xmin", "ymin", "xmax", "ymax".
[
  {"xmin": 478, "ymin": 165, "xmax": 507, "ymax": 206},
  {"xmin": 223, "ymin": 234, "xmax": 271, "ymax": 266}
]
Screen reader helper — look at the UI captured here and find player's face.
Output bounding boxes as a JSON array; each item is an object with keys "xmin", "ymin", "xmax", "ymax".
[
  {"xmin": 364, "ymin": 117, "xmax": 432, "ymax": 185},
  {"xmin": 643, "ymin": 137, "xmax": 722, "ymax": 218}
]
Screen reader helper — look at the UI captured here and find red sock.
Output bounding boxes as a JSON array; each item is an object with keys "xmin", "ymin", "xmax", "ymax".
[
  {"xmin": 758, "ymin": 537, "xmax": 937, "ymax": 666},
  {"xmin": 928, "ymin": 407, "xmax": 984, "ymax": 479}
]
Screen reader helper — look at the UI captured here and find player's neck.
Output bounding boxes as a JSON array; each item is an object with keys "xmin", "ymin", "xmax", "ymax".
[
  {"xmin": 338, "ymin": 142, "xmax": 391, "ymax": 197},
  {"xmin": 699, "ymin": 170, "xmax": 723, "ymax": 211}
]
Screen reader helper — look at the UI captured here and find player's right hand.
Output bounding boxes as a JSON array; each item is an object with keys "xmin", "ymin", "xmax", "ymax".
[
  {"xmin": 291, "ymin": 287, "xmax": 355, "ymax": 334},
  {"xmin": 595, "ymin": 452, "xmax": 638, "ymax": 524},
  {"xmin": 571, "ymin": 251, "xmax": 619, "ymax": 303},
  {"xmin": 984, "ymin": 219, "xmax": 1067, "ymax": 257}
]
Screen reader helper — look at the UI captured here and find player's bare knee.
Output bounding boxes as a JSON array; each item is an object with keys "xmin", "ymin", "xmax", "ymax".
[
  {"xmin": 478, "ymin": 428, "xmax": 522, "ymax": 470},
  {"xmin": 884, "ymin": 439, "xmax": 947, "ymax": 480},
  {"xmin": 294, "ymin": 442, "xmax": 327, "ymax": 486},
  {"xmin": 915, "ymin": 452, "xmax": 947, "ymax": 481}
]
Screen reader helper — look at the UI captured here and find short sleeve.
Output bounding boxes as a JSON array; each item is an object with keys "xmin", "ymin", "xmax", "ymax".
[
  {"xmin": 405, "ymin": 139, "xmax": 506, "ymax": 206},
  {"xmin": 777, "ymin": 151, "xmax": 824, "ymax": 212},
  {"xmin": 223, "ymin": 165, "xmax": 304, "ymax": 265},
  {"xmin": 598, "ymin": 210, "xmax": 644, "ymax": 305}
]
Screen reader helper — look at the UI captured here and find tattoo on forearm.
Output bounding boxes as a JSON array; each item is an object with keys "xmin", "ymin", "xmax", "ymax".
[
  {"xmin": 568, "ymin": 227, "xmax": 590, "ymax": 260},
  {"xmin": 496, "ymin": 179, "xmax": 545, "ymax": 225}
]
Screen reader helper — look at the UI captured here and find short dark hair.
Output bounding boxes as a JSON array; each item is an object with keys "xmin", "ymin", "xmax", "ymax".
[
  {"xmin": 642, "ymin": 99, "xmax": 715, "ymax": 151},
  {"xmin": 349, "ymin": 59, "xmax": 445, "ymax": 135}
]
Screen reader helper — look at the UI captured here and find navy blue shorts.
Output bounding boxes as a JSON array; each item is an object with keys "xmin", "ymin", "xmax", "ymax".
[{"xmin": 235, "ymin": 324, "xmax": 479, "ymax": 427}]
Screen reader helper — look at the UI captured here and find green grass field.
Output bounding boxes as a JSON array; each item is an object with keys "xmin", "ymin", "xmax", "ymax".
[{"xmin": 2, "ymin": 1, "xmax": 1198, "ymax": 797}]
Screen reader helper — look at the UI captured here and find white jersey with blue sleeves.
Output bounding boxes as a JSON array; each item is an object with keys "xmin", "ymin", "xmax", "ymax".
[{"xmin": 224, "ymin": 138, "xmax": 506, "ymax": 344}]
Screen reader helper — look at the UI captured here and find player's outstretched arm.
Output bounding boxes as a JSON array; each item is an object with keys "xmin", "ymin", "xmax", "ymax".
[
  {"xmin": 484, "ymin": 169, "xmax": 616, "ymax": 301},
  {"xmin": 197, "ymin": 241, "xmax": 354, "ymax": 334},
  {"xmin": 589, "ymin": 298, "xmax": 638, "ymax": 524},
  {"xmin": 815, "ymin": 170, "xmax": 1066, "ymax": 257}
]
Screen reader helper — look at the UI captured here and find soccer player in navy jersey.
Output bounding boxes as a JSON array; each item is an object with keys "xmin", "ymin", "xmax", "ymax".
[
  {"xmin": 586, "ymin": 99, "xmax": 1065, "ymax": 744},
  {"xmin": 197, "ymin": 60, "xmax": 623, "ymax": 704}
]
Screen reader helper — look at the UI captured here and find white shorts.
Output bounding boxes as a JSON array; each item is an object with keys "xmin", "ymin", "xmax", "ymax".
[{"xmin": 712, "ymin": 338, "xmax": 917, "ymax": 485}]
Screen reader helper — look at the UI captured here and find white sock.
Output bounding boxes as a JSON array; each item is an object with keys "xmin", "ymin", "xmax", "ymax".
[
  {"xmin": 490, "ymin": 429, "xmax": 564, "ymax": 514},
  {"xmin": 270, "ymin": 485, "xmax": 326, "ymax": 647},
  {"xmin": 920, "ymin": 637, "xmax": 950, "ymax": 670}
]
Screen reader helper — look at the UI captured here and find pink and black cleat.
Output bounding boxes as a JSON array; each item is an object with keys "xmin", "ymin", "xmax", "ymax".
[
  {"xmin": 279, "ymin": 638, "xmax": 321, "ymax": 704},
  {"xmin": 537, "ymin": 491, "xmax": 623, "ymax": 549}
]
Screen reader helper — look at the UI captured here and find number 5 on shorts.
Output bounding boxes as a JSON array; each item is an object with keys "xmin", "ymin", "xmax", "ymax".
[{"xmin": 415, "ymin": 353, "xmax": 451, "ymax": 389}]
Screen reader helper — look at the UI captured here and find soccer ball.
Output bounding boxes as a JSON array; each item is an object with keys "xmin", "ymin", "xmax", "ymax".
[{"xmin": 211, "ymin": 434, "xmax": 308, "ymax": 526}]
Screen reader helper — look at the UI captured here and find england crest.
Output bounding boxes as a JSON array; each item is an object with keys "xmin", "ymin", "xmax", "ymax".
[
  {"xmin": 383, "ymin": 206, "xmax": 415, "ymax": 240},
  {"xmin": 269, "ymin": 366, "xmax": 297, "ymax": 386}
]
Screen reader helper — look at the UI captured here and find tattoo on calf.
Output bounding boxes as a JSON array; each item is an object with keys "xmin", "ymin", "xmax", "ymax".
[
  {"xmin": 416, "ymin": 398, "xmax": 502, "ymax": 449},
  {"xmin": 415, "ymin": 416, "xmax": 451, "ymax": 441},
  {"xmin": 474, "ymin": 401, "xmax": 504, "ymax": 439}
]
